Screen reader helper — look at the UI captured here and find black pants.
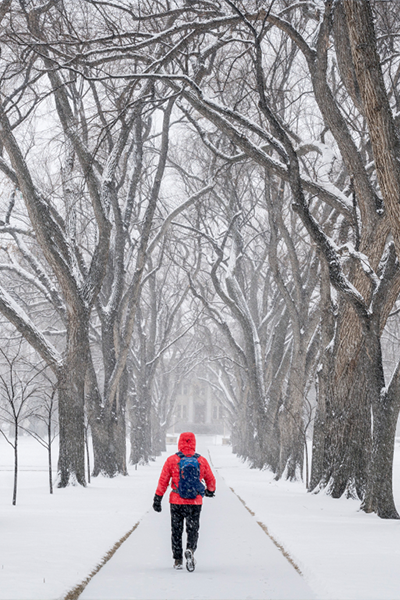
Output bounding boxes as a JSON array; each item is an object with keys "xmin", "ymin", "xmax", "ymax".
[{"xmin": 170, "ymin": 504, "xmax": 202, "ymax": 560}]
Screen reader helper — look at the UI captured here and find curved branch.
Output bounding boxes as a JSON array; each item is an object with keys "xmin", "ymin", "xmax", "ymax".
[{"xmin": 0, "ymin": 286, "xmax": 62, "ymax": 373}]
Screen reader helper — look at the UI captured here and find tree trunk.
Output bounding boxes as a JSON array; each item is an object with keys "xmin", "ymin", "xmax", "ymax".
[
  {"xmin": 48, "ymin": 420, "xmax": 53, "ymax": 494},
  {"xmin": 325, "ymin": 348, "xmax": 371, "ymax": 499},
  {"xmin": 115, "ymin": 367, "xmax": 128, "ymax": 475},
  {"xmin": 310, "ymin": 309, "xmax": 372, "ymax": 499},
  {"xmin": 264, "ymin": 314, "xmax": 291, "ymax": 472},
  {"xmin": 91, "ymin": 407, "xmax": 127, "ymax": 477},
  {"xmin": 276, "ymin": 349, "xmax": 307, "ymax": 481},
  {"xmin": 361, "ymin": 350, "xmax": 400, "ymax": 519},
  {"xmin": 58, "ymin": 373, "xmax": 86, "ymax": 486},
  {"xmin": 12, "ymin": 426, "xmax": 18, "ymax": 506},
  {"xmin": 310, "ymin": 255, "xmax": 335, "ymax": 491},
  {"xmin": 129, "ymin": 380, "xmax": 152, "ymax": 465},
  {"xmin": 84, "ymin": 426, "xmax": 91, "ymax": 484},
  {"xmin": 152, "ymin": 421, "xmax": 167, "ymax": 456},
  {"xmin": 87, "ymin": 358, "xmax": 127, "ymax": 477},
  {"xmin": 343, "ymin": 0, "xmax": 400, "ymax": 262},
  {"xmin": 309, "ymin": 346, "xmax": 332, "ymax": 492},
  {"xmin": 241, "ymin": 385, "xmax": 258, "ymax": 464},
  {"xmin": 241, "ymin": 337, "xmax": 266, "ymax": 468},
  {"xmin": 361, "ymin": 388, "xmax": 399, "ymax": 518},
  {"xmin": 57, "ymin": 308, "xmax": 88, "ymax": 487}
]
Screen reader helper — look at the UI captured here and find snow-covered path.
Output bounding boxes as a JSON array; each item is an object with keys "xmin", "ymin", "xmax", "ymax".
[
  {"xmin": 80, "ymin": 440, "xmax": 314, "ymax": 600},
  {"xmin": 5, "ymin": 435, "xmax": 400, "ymax": 599}
]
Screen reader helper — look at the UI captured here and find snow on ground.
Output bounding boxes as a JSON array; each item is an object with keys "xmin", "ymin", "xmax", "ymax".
[
  {"xmin": 79, "ymin": 436, "xmax": 314, "ymax": 600},
  {"xmin": 1, "ymin": 434, "xmax": 400, "ymax": 599},
  {"xmin": 210, "ymin": 442, "xmax": 400, "ymax": 600},
  {"xmin": 0, "ymin": 436, "xmax": 159, "ymax": 600}
]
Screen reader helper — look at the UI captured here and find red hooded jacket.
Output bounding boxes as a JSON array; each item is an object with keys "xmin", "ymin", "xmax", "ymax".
[{"xmin": 155, "ymin": 432, "xmax": 216, "ymax": 505}]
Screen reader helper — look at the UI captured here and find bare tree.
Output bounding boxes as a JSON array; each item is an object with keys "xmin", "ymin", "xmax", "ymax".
[
  {"xmin": 0, "ymin": 341, "xmax": 46, "ymax": 505},
  {"xmin": 24, "ymin": 380, "xmax": 58, "ymax": 495}
]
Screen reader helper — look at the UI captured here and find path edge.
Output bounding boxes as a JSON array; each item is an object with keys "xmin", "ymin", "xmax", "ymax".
[
  {"xmin": 208, "ymin": 447, "xmax": 303, "ymax": 576},
  {"xmin": 63, "ymin": 520, "xmax": 141, "ymax": 600}
]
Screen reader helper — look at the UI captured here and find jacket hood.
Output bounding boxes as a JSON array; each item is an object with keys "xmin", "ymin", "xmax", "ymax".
[{"xmin": 178, "ymin": 432, "xmax": 196, "ymax": 456}]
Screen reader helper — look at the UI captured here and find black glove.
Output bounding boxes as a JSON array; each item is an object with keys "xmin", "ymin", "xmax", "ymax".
[
  {"xmin": 153, "ymin": 494, "xmax": 162, "ymax": 512},
  {"xmin": 204, "ymin": 489, "xmax": 215, "ymax": 498}
]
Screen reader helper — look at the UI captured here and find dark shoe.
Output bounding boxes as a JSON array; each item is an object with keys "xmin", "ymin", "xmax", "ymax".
[
  {"xmin": 185, "ymin": 549, "xmax": 196, "ymax": 572},
  {"xmin": 173, "ymin": 558, "xmax": 183, "ymax": 570}
]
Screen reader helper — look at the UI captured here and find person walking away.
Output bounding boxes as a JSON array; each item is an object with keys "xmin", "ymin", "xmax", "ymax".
[{"xmin": 152, "ymin": 432, "xmax": 216, "ymax": 571}]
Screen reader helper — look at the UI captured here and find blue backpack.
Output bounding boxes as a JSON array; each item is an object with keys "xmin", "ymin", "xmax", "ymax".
[{"xmin": 175, "ymin": 451, "xmax": 205, "ymax": 499}]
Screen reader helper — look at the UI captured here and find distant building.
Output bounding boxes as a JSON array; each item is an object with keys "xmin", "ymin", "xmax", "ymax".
[{"xmin": 169, "ymin": 377, "xmax": 226, "ymax": 435}]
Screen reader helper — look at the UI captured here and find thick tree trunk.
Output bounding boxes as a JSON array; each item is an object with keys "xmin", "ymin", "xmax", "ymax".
[
  {"xmin": 86, "ymin": 327, "xmax": 127, "ymax": 477},
  {"xmin": 361, "ymin": 354, "xmax": 400, "ymax": 519},
  {"xmin": 361, "ymin": 389, "xmax": 399, "ymax": 518},
  {"xmin": 91, "ymin": 412, "xmax": 127, "ymax": 477},
  {"xmin": 343, "ymin": 0, "xmax": 400, "ymax": 263},
  {"xmin": 264, "ymin": 314, "xmax": 291, "ymax": 472},
  {"xmin": 276, "ymin": 349, "xmax": 307, "ymax": 481},
  {"xmin": 242, "ymin": 342, "xmax": 267, "ymax": 468},
  {"xmin": 311, "ymin": 250, "xmax": 400, "ymax": 517},
  {"xmin": 115, "ymin": 368, "xmax": 128, "ymax": 475},
  {"xmin": 311, "ymin": 366, "xmax": 371, "ymax": 500},
  {"xmin": 310, "ymin": 256, "xmax": 335, "ymax": 491},
  {"xmin": 57, "ymin": 308, "xmax": 88, "ymax": 487},
  {"xmin": 310, "ymin": 308, "xmax": 372, "ymax": 499},
  {"xmin": 152, "ymin": 421, "xmax": 167, "ymax": 456},
  {"xmin": 243, "ymin": 386, "xmax": 263, "ymax": 466},
  {"xmin": 263, "ymin": 405, "xmax": 281, "ymax": 472},
  {"xmin": 129, "ymin": 381, "xmax": 152, "ymax": 465},
  {"xmin": 325, "ymin": 351, "xmax": 371, "ymax": 499},
  {"xmin": 309, "ymin": 347, "xmax": 332, "ymax": 492},
  {"xmin": 309, "ymin": 239, "xmax": 387, "ymax": 500},
  {"xmin": 89, "ymin": 378, "xmax": 127, "ymax": 477},
  {"xmin": 58, "ymin": 370, "xmax": 86, "ymax": 487},
  {"xmin": 277, "ymin": 407, "xmax": 304, "ymax": 481},
  {"xmin": 232, "ymin": 384, "xmax": 251, "ymax": 459},
  {"xmin": 231, "ymin": 386, "xmax": 250, "ymax": 459}
]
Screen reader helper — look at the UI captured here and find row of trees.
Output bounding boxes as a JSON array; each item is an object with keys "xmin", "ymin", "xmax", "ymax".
[
  {"xmin": 0, "ymin": 334, "xmax": 58, "ymax": 504},
  {"xmin": 1, "ymin": 0, "xmax": 400, "ymax": 519}
]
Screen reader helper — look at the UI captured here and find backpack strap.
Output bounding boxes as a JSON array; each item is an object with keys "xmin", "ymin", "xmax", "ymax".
[
  {"xmin": 172, "ymin": 452, "xmax": 185, "ymax": 492},
  {"xmin": 176, "ymin": 451, "xmax": 201, "ymax": 458}
]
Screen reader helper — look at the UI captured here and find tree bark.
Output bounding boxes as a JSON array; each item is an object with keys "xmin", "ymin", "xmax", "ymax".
[
  {"xmin": 57, "ymin": 305, "xmax": 89, "ymax": 487},
  {"xmin": 361, "ymin": 338, "xmax": 400, "ymax": 518},
  {"xmin": 48, "ymin": 420, "xmax": 53, "ymax": 494},
  {"xmin": 319, "ymin": 328, "xmax": 372, "ymax": 499},
  {"xmin": 277, "ymin": 349, "xmax": 307, "ymax": 481},
  {"xmin": 87, "ymin": 358, "xmax": 128, "ymax": 477},
  {"xmin": 343, "ymin": 0, "xmax": 400, "ymax": 261},
  {"xmin": 129, "ymin": 369, "xmax": 152, "ymax": 465},
  {"xmin": 12, "ymin": 426, "xmax": 18, "ymax": 506},
  {"xmin": 264, "ymin": 313, "xmax": 291, "ymax": 472},
  {"xmin": 310, "ymin": 256, "xmax": 335, "ymax": 491}
]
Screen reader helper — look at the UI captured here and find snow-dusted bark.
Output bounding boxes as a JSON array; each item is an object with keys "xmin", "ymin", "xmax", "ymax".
[{"xmin": 266, "ymin": 184, "xmax": 321, "ymax": 481}]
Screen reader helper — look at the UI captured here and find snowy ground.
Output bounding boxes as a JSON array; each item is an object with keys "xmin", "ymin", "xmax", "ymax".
[{"xmin": 0, "ymin": 435, "xmax": 400, "ymax": 600}]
